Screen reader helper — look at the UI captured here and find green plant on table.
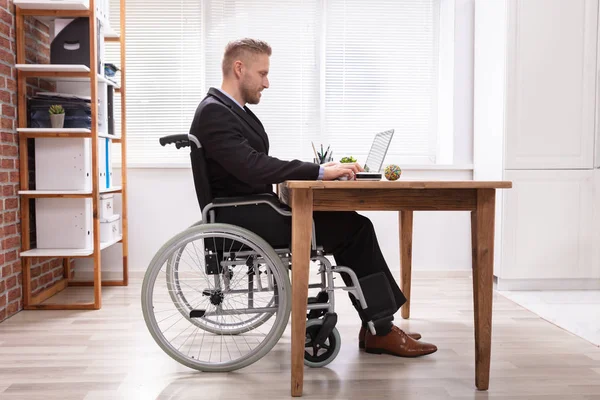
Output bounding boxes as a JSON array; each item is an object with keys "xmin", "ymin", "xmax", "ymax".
[
  {"xmin": 340, "ymin": 156, "xmax": 357, "ymax": 163},
  {"xmin": 49, "ymin": 104, "xmax": 64, "ymax": 115}
]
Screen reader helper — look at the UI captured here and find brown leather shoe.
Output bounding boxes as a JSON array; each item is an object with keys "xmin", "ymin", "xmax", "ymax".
[
  {"xmin": 358, "ymin": 325, "xmax": 422, "ymax": 349},
  {"xmin": 364, "ymin": 325, "xmax": 437, "ymax": 357}
]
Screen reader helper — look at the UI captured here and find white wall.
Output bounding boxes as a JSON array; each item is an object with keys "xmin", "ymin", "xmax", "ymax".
[{"xmin": 75, "ymin": 0, "xmax": 477, "ymax": 278}]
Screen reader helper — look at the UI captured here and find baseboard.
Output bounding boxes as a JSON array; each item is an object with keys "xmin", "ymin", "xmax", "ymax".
[{"xmin": 494, "ymin": 276, "xmax": 600, "ymax": 291}]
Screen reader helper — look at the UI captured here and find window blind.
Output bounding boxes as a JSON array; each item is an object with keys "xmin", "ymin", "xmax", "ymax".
[
  {"xmin": 324, "ymin": 0, "xmax": 441, "ymax": 164},
  {"xmin": 203, "ymin": 0, "xmax": 321, "ymax": 162},
  {"xmin": 118, "ymin": 0, "xmax": 441, "ymax": 166},
  {"xmin": 112, "ymin": 0, "xmax": 203, "ymax": 165}
]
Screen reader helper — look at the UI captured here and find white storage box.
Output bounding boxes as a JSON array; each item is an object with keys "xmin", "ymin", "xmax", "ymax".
[
  {"xmin": 35, "ymin": 198, "xmax": 92, "ymax": 249},
  {"xmin": 100, "ymin": 214, "xmax": 120, "ymax": 243},
  {"xmin": 99, "ymin": 193, "xmax": 114, "ymax": 220},
  {"xmin": 35, "ymin": 138, "xmax": 91, "ymax": 191}
]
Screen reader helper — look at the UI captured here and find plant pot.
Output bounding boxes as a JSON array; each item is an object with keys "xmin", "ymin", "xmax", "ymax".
[{"xmin": 50, "ymin": 113, "xmax": 65, "ymax": 129}]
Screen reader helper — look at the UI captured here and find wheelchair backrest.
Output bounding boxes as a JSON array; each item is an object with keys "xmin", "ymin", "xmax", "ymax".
[
  {"xmin": 159, "ymin": 133, "xmax": 214, "ymax": 214},
  {"xmin": 190, "ymin": 145, "xmax": 214, "ymax": 214}
]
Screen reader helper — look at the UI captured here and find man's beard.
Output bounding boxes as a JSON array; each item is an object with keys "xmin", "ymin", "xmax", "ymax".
[{"xmin": 241, "ymin": 83, "xmax": 261, "ymax": 105}]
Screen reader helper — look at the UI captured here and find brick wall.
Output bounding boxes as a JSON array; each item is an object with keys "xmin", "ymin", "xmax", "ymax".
[{"xmin": 0, "ymin": 1, "xmax": 64, "ymax": 322}]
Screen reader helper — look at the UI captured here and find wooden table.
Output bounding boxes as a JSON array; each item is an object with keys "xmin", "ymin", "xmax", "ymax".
[{"xmin": 281, "ymin": 180, "xmax": 512, "ymax": 397}]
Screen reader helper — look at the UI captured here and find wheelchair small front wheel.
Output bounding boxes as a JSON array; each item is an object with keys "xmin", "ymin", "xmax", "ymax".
[{"xmin": 304, "ymin": 318, "xmax": 341, "ymax": 368}]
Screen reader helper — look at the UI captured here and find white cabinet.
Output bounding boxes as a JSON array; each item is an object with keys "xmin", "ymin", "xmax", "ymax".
[
  {"xmin": 501, "ymin": 170, "xmax": 596, "ymax": 280},
  {"xmin": 504, "ymin": 0, "xmax": 597, "ymax": 170},
  {"xmin": 474, "ymin": 0, "xmax": 600, "ymax": 289}
]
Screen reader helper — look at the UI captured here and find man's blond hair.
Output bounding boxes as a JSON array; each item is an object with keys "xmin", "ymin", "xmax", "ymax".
[{"xmin": 222, "ymin": 38, "xmax": 272, "ymax": 76}]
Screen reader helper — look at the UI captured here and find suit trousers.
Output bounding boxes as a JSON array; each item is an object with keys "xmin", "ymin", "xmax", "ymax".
[{"xmin": 215, "ymin": 202, "xmax": 407, "ymax": 335}]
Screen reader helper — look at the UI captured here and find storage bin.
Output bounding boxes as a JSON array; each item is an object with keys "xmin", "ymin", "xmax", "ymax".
[
  {"xmin": 100, "ymin": 214, "xmax": 120, "ymax": 243},
  {"xmin": 35, "ymin": 198, "xmax": 92, "ymax": 249},
  {"xmin": 100, "ymin": 194, "xmax": 114, "ymax": 220},
  {"xmin": 35, "ymin": 137, "xmax": 92, "ymax": 191}
]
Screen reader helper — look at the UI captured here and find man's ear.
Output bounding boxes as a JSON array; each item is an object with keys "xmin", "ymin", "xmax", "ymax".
[{"xmin": 233, "ymin": 60, "xmax": 244, "ymax": 79}]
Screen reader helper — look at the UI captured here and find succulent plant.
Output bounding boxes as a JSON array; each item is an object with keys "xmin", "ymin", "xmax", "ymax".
[
  {"xmin": 340, "ymin": 156, "xmax": 357, "ymax": 163},
  {"xmin": 49, "ymin": 105, "xmax": 65, "ymax": 115}
]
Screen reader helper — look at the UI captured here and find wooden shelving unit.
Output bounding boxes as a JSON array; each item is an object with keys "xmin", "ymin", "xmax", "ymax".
[{"xmin": 15, "ymin": 0, "xmax": 128, "ymax": 310}]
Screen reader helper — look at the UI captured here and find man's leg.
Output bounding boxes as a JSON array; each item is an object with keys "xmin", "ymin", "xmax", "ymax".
[
  {"xmin": 312, "ymin": 211, "xmax": 405, "ymax": 334},
  {"xmin": 216, "ymin": 204, "xmax": 436, "ymax": 357},
  {"xmin": 313, "ymin": 211, "xmax": 437, "ymax": 357}
]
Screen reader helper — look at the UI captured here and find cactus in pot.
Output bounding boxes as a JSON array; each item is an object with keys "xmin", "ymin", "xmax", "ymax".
[{"xmin": 49, "ymin": 104, "xmax": 65, "ymax": 129}]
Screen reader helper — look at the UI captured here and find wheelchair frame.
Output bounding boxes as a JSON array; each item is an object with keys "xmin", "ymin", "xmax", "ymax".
[{"xmin": 141, "ymin": 133, "xmax": 377, "ymax": 372}]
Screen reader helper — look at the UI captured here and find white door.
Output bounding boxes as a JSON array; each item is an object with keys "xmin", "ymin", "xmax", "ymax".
[
  {"xmin": 500, "ymin": 170, "xmax": 596, "ymax": 280},
  {"xmin": 505, "ymin": 0, "xmax": 597, "ymax": 169}
]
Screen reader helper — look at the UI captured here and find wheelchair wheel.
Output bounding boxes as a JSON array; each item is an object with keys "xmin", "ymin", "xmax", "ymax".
[
  {"xmin": 142, "ymin": 223, "xmax": 291, "ymax": 372},
  {"xmin": 304, "ymin": 319, "xmax": 341, "ymax": 368},
  {"xmin": 167, "ymin": 240, "xmax": 277, "ymax": 335}
]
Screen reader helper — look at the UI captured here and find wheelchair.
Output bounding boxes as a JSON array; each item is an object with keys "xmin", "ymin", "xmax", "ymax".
[{"xmin": 141, "ymin": 134, "xmax": 377, "ymax": 372}]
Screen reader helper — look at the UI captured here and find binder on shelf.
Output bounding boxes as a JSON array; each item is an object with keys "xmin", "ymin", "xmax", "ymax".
[{"xmin": 98, "ymin": 137, "xmax": 112, "ymax": 190}]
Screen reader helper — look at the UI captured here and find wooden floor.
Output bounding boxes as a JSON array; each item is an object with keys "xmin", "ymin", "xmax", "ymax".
[{"xmin": 0, "ymin": 272, "xmax": 599, "ymax": 400}]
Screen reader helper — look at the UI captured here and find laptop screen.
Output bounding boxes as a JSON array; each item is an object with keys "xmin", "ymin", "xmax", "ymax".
[{"xmin": 363, "ymin": 129, "xmax": 395, "ymax": 172}]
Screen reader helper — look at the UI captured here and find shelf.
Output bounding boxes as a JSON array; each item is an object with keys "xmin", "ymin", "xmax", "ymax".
[
  {"xmin": 18, "ymin": 128, "xmax": 121, "ymax": 140},
  {"xmin": 100, "ymin": 235, "xmax": 123, "ymax": 250},
  {"xmin": 17, "ymin": 64, "xmax": 90, "ymax": 73},
  {"xmin": 101, "ymin": 186, "xmax": 122, "ymax": 194},
  {"xmin": 15, "ymin": 0, "xmax": 128, "ymax": 310},
  {"xmin": 16, "ymin": 65, "xmax": 120, "ymax": 87},
  {"xmin": 19, "ymin": 187, "xmax": 122, "ymax": 196},
  {"xmin": 19, "ymin": 189, "xmax": 92, "ymax": 198},
  {"xmin": 14, "ymin": 0, "xmax": 90, "ymax": 11},
  {"xmin": 20, "ymin": 247, "xmax": 93, "ymax": 258},
  {"xmin": 19, "ymin": 237, "xmax": 122, "ymax": 257},
  {"xmin": 18, "ymin": 128, "xmax": 91, "ymax": 138},
  {"xmin": 98, "ymin": 132, "xmax": 122, "ymax": 140}
]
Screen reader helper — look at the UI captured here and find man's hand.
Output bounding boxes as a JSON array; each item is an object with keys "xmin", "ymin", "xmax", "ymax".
[
  {"xmin": 323, "ymin": 161, "xmax": 364, "ymax": 173},
  {"xmin": 323, "ymin": 164, "xmax": 360, "ymax": 180}
]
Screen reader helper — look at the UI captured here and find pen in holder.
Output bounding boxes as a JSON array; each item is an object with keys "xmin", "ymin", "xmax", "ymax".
[{"xmin": 312, "ymin": 142, "xmax": 333, "ymax": 164}]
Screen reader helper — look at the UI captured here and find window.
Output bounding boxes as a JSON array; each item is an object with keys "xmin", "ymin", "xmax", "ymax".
[
  {"xmin": 116, "ymin": 0, "xmax": 442, "ymax": 167},
  {"xmin": 324, "ymin": 0, "xmax": 441, "ymax": 164}
]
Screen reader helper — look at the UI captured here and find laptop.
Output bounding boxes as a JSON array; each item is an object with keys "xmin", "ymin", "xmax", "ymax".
[{"xmin": 355, "ymin": 129, "xmax": 395, "ymax": 180}]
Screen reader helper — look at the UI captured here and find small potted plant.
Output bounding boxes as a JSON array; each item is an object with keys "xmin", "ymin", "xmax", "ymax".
[
  {"xmin": 340, "ymin": 156, "xmax": 357, "ymax": 163},
  {"xmin": 49, "ymin": 104, "xmax": 65, "ymax": 129}
]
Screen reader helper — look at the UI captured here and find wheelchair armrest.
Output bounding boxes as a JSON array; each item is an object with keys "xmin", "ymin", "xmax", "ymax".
[
  {"xmin": 202, "ymin": 194, "xmax": 317, "ymax": 252},
  {"xmin": 202, "ymin": 194, "xmax": 292, "ymax": 222}
]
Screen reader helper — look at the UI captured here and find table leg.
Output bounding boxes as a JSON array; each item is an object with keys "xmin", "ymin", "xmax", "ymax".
[
  {"xmin": 472, "ymin": 189, "xmax": 495, "ymax": 390},
  {"xmin": 290, "ymin": 188, "xmax": 313, "ymax": 397},
  {"xmin": 399, "ymin": 210, "xmax": 413, "ymax": 319}
]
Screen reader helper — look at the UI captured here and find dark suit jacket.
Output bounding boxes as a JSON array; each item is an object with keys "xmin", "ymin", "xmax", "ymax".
[{"xmin": 189, "ymin": 87, "xmax": 319, "ymax": 198}]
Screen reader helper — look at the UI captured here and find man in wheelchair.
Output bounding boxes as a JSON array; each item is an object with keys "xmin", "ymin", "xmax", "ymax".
[{"xmin": 188, "ymin": 38, "xmax": 437, "ymax": 359}]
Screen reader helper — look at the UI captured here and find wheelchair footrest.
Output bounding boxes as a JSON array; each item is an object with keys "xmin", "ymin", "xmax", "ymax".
[
  {"xmin": 189, "ymin": 309, "xmax": 206, "ymax": 318},
  {"xmin": 313, "ymin": 312, "xmax": 338, "ymax": 348}
]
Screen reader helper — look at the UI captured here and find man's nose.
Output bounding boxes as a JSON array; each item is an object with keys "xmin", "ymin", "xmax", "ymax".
[{"xmin": 263, "ymin": 77, "xmax": 269, "ymax": 89}]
